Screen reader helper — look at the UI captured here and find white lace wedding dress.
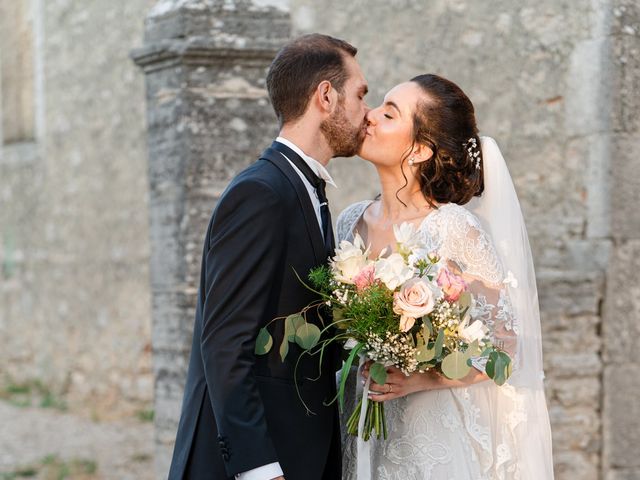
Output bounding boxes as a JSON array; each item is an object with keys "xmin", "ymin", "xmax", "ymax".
[{"xmin": 336, "ymin": 200, "xmax": 551, "ymax": 480}]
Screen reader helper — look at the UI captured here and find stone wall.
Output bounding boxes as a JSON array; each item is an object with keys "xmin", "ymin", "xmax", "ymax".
[{"xmin": 0, "ymin": 0, "xmax": 155, "ymax": 418}]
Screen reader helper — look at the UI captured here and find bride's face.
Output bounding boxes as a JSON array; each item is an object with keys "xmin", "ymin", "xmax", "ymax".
[{"xmin": 359, "ymin": 81, "xmax": 422, "ymax": 167}]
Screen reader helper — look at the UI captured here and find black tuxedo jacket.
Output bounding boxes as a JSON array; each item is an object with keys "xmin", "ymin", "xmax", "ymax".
[{"xmin": 168, "ymin": 143, "xmax": 341, "ymax": 480}]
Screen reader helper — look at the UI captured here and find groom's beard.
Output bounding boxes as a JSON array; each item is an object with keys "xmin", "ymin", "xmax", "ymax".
[{"xmin": 320, "ymin": 101, "xmax": 366, "ymax": 158}]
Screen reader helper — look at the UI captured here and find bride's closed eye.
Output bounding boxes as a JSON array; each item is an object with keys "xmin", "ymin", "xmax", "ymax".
[{"xmin": 384, "ymin": 113, "xmax": 393, "ymax": 119}]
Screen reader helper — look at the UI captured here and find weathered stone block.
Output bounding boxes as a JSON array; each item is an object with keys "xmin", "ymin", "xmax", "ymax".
[
  {"xmin": 538, "ymin": 271, "xmax": 605, "ymax": 316},
  {"xmin": 603, "ymin": 240, "xmax": 640, "ymax": 363},
  {"xmin": 549, "ymin": 404, "xmax": 601, "ymax": 452},
  {"xmin": 547, "ymin": 376, "xmax": 601, "ymax": 409},
  {"xmin": 606, "ymin": 469, "xmax": 640, "ymax": 480},
  {"xmin": 603, "ymin": 364, "xmax": 640, "ymax": 468},
  {"xmin": 553, "ymin": 450, "xmax": 599, "ymax": 480},
  {"xmin": 610, "ymin": 134, "xmax": 640, "ymax": 240}
]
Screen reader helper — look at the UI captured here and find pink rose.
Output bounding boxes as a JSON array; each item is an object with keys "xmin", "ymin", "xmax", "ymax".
[
  {"xmin": 393, "ymin": 278, "xmax": 436, "ymax": 332},
  {"xmin": 353, "ymin": 264, "xmax": 376, "ymax": 292},
  {"xmin": 437, "ymin": 268, "xmax": 467, "ymax": 302}
]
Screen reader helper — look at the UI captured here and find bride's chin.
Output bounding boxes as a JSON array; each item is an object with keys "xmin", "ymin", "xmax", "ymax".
[{"xmin": 357, "ymin": 144, "xmax": 374, "ymax": 162}]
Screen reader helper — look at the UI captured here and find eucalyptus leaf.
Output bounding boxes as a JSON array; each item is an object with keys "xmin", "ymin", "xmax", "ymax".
[
  {"xmin": 370, "ymin": 362, "xmax": 388, "ymax": 385},
  {"xmin": 285, "ymin": 314, "xmax": 305, "ymax": 342},
  {"xmin": 417, "ymin": 345, "xmax": 436, "ymax": 363},
  {"xmin": 295, "ymin": 323, "xmax": 321, "ymax": 350},
  {"xmin": 441, "ymin": 351, "xmax": 471, "ymax": 380},
  {"xmin": 254, "ymin": 327, "xmax": 273, "ymax": 355},
  {"xmin": 434, "ymin": 328, "xmax": 445, "ymax": 358},
  {"xmin": 279, "ymin": 336, "xmax": 290, "ymax": 361},
  {"xmin": 464, "ymin": 340, "xmax": 482, "ymax": 359},
  {"xmin": 458, "ymin": 292, "xmax": 472, "ymax": 310},
  {"xmin": 486, "ymin": 351, "xmax": 512, "ymax": 386},
  {"xmin": 423, "ymin": 318, "xmax": 434, "ymax": 337}
]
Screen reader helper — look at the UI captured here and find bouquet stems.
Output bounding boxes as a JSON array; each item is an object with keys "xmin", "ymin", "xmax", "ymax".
[{"xmin": 346, "ymin": 398, "xmax": 387, "ymax": 441}]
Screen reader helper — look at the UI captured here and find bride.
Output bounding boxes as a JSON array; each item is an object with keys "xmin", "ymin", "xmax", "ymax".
[{"xmin": 336, "ymin": 74, "xmax": 554, "ymax": 479}]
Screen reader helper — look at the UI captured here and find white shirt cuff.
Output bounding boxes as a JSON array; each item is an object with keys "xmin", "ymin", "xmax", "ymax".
[{"xmin": 235, "ymin": 462, "xmax": 283, "ymax": 480}]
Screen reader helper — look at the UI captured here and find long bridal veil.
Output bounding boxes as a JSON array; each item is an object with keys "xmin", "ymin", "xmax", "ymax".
[{"xmin": 466, "ymin": 137, "xmax": 554, "ymax": 478}]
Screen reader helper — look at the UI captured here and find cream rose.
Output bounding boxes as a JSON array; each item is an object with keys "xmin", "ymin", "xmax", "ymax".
[
  {"xmin": 393, "ymin": 278, "xmax": 436, "ymax": 332},
  {"xmin": 332, "ymin": 233, "xmax": 371, "ymax": 283}
]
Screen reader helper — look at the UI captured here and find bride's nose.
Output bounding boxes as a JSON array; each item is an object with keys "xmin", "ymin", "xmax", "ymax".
[{"xmin": 365, "ymin": 109, "xmax": 377, "ymax": 126}]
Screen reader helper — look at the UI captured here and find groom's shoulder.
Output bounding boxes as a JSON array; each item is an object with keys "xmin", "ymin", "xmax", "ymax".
[
  {"xmin": 234, "ymin": 155, "xmax": 288, "ymax": 186},
  {"xmin": 218, "ymin": 159, "xmax": 288, "ymax": 205}
]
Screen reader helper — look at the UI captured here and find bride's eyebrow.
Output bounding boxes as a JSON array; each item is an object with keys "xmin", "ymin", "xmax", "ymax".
[{"xmin": 384, "ymin": 101, "xmax": 402, "ymax": 116}]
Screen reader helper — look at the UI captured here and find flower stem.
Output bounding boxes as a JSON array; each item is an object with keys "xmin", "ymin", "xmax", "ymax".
[{"xmin": 346, "ymin": 398, "xmax": 387, "ymax": 441}]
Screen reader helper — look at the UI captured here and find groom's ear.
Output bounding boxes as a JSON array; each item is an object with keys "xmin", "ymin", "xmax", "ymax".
[
  {"xmin": 412, "ymin": 143, "xmax": 434, "ymax": 164},
  {"xmin": 316, "ymin": 80, "xmax": 338, "ymax": 114}
]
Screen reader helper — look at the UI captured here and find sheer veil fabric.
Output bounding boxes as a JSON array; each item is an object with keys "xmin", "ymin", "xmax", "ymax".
[{"xmin": 466, "ymin": 137, "xmax": 554, "ymax": 478}]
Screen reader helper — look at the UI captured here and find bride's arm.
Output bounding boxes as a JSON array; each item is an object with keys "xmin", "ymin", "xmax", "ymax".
[{"xmin": 363, "ymin": 362, "xmax": 490, "ymax": 401}]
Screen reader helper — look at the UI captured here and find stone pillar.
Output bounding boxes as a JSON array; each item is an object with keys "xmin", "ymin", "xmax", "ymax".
[
  {"xmin": 602, "ymin": 1, "xmax": 640, "ymax": 479},
  {"xmin": 131, "ymin": 1, "xmax": 289, "ymax": 476}
]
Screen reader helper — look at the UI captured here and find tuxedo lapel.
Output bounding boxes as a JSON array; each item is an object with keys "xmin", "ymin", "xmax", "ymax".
[{"xmin": 259, "ymin": 147, "xmax": 327, "ymax": 265}]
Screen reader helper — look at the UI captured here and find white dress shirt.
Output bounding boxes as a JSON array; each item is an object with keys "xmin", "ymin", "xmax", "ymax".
[
  {"xmin": 275, "ymin": 136, "xmax": 336, "ymax": 232},
  {"xmin": 236, "ymin": 137, "xmax": 336, "ymax": 480}
]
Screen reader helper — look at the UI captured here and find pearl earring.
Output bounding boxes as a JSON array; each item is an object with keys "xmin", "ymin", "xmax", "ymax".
[{"xmin": 408, "ymin": 157, "xmax": 415, "ymax": 166}]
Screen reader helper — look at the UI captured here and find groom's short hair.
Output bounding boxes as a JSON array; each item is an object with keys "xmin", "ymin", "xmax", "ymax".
[{"xmin": 267, "ymin": 33, "xmax": 357, "ymax": 126}]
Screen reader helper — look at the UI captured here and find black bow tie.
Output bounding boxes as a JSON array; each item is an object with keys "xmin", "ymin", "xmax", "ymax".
[{"xmin": 271, "ymin": 141, "xmax": 335, "ymax": 253}]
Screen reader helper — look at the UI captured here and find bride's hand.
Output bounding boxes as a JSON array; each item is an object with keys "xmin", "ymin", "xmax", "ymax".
[
  {"xmin": 362, "ymin": 362, "xmax": 442, "ymax": 402},
  {"xmin": 362, "ymin": 360, "xmax": 490, "ymax": 401}
]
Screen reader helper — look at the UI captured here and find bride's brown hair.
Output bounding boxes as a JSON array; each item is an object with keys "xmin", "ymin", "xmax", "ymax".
[{"xmin": 408, "ymin": 74, "xmax": 484, "ymax": 206}]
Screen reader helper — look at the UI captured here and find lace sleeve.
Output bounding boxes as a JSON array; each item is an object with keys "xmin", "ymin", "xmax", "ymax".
[
  {"xmin": 439, "ymin": 206, "xmax": 518, "ymax": 368},
  {"xmin": 335, "ymin": 200, "xmax": 371, "ymax": 243}
]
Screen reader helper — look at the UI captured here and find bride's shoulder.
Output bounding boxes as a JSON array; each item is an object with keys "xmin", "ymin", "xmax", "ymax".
[
  {"xmin": 433, "ymin": 203, "xmax": 485, "ymax": 233},
  {"xmin": 336, "ymin": 200, "xmax": 373, "ymax": 224},
  {"xmin": 336, "ymin": 200, "xmax": 374, "ymax": 240}
]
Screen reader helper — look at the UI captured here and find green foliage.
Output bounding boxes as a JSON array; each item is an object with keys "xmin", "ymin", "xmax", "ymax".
[
  {"xmin": 294, "ymin": 323, "xmax": 321, "ymax": 350},
  {"xmin": 136, "ymin": 409, "xmax": 155, "ymax": 422},
  {"xmin": 343, "ymin": 283, "xmax": 396, "ymax": 338},
  {"xmin": 0, "ymin": 380, "xmax": 66, "ymax": 411},
  {"xmin": 1, "ymin": 455, "xmax": 98, "ymax": 480},
  {"xmin": 254, "ymin": 328, "xmax": 273, "ymax": 355},
  {"xmin": 433, "ymin": 328, "xmax": 445, "ymax": 357},
  {"xmin": 284, "ymin": 314, "xmax": 305, "ymax": 341},
  {"xmin": 338, "ymin": 342, "xmax": 364, "ymax": 412},
  {"xmin": 486, "ymin": 351, "xmax": 512, "ymax": 386},
  {"xmin": 308, "ymin": 265, "xmax": 333, "ymax": 293},
  {"xmin": 369, "ymin": 362, "xmax": 387, "ymax": 385},
  {"xmin": 441, "ymin": 351, "xmax": 471, "ymax": 379}
]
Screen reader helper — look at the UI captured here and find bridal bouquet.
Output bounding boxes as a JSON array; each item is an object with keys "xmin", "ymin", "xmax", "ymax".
[{"xmin": 255, "ymin": 222, "xmax": 512, "ymax": 441}]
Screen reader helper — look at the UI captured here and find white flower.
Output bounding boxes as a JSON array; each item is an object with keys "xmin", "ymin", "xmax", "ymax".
[
  {"xmin": 393, "ymin": 222, "xmax": 420, "ymax": 246},
  {"xmin": 408, "ymin": 247, "xmax": 430, "ymax": 267},
  {"xmin": 393, "ymin": 222, "xmax": 422, "ymax": 253},
  {"xmin": 458, "ymin": 319, "xmax": 489, "ymax": 344},
  {"xmin": 374, "ymin": 253, "xmax": 415, "ymax": 290},
  {"xmin": 331, "ymin": 233, "xmax": 372, "ymax": 284}
]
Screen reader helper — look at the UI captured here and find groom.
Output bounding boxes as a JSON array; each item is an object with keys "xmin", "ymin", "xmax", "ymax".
[{"xmin": 168, "ymin": 34, "xmax": 369, "ymax": 480}]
